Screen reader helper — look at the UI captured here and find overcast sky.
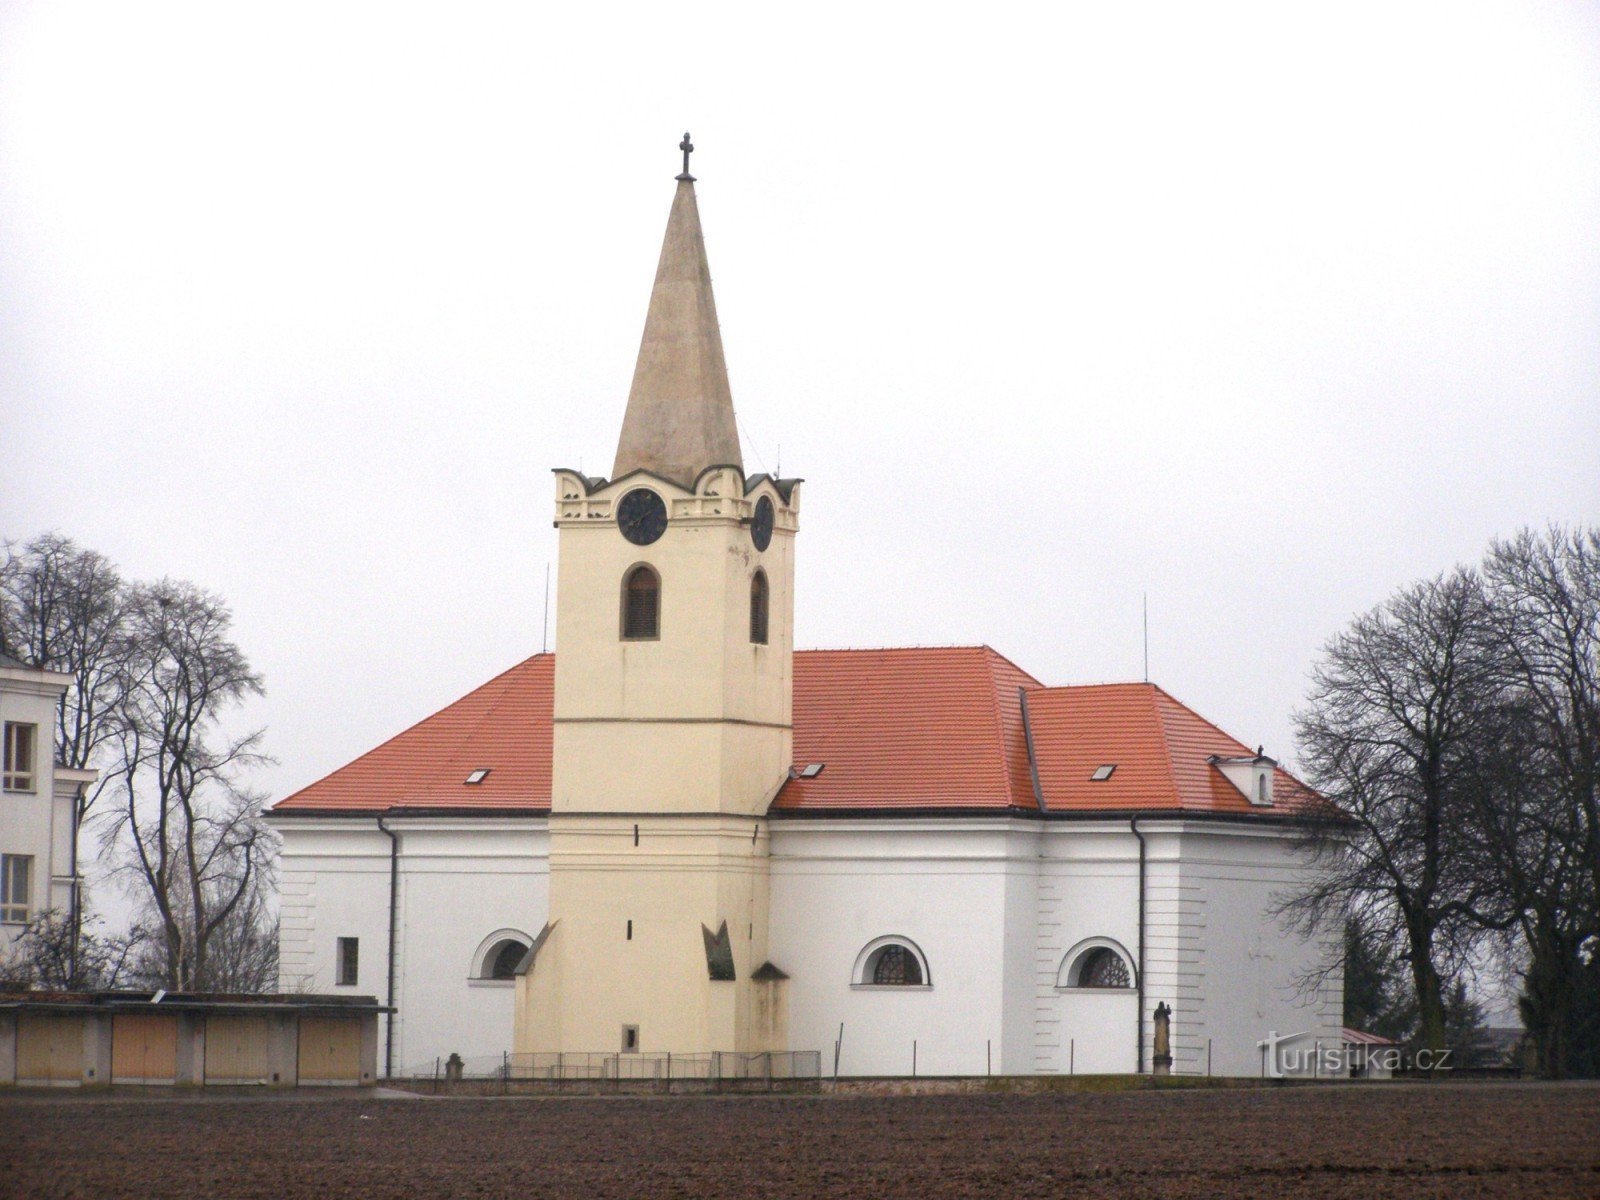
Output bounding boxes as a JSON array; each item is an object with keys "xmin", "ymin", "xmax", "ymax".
[{"xmin": 4, "ymin": 3, "xmax": 1597, "ymax": 844}]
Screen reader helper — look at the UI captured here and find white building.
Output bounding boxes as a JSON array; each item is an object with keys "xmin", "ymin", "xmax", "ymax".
[
  {"xmin": 1, "ymin": 652, "xmax": 95, "ymax": 954},
  {"xmin": 270, "ymin": 149, "xmax": 1340, "ymax": 1078}
]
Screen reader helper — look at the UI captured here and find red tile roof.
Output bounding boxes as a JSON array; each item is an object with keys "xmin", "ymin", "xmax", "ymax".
[
  {"xmin": 271, "ymin": 649, "xmax": 1319, "ymax": 819},
  {"xmin": 1024, "ymin": 683, "xmax": 1319, "ymax": 814},
  {"xmin": 273, "ymin": 654, "xmax": 554, "ymax": 813},
  {"xmin": 776, "ymin": 646, "xmax": 1041, "ymax": 811}
]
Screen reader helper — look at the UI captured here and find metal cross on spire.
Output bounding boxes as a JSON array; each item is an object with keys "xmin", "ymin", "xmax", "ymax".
[{"xmin": 676, "ymin": 131, "xmax": 695, "ymax": 182}]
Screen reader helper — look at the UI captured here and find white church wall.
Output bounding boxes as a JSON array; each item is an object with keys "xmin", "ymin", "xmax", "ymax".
[
  {"xmin": 1174, "ymin": 824, "xmax": 1343, "ymax": 1077},
  {"xmin": 770, "ymin": 819, "xmax": 1031, "ymax": 1077},
  {"xmin": 1035, "ymin": 824, "xmax": 1143, "ymax": 1074},
  {"xmin": 273, "ymin": 815, "xmax": 549, "ymax": 1076}
]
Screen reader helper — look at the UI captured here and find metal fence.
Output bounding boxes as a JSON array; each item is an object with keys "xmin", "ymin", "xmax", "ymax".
[
  {"xmin": 507, "ymin": 1050, "xmax": 821, "ymax": 1083},
  {"xmin": 399, "ymin": 1050, "xmax": 821, "ymax": 1092}
]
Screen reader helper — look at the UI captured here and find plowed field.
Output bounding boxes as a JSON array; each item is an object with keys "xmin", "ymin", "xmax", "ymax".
[{"xmin": 3, "ymin": 1082, "xmax": 1597, "ymax": 1198}]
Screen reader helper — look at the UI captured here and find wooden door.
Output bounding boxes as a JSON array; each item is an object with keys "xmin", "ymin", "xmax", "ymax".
[
  {"xmin": 16, "ymin": 1015, "xmax": 83, "ymax": 1083},
  {"xmin": 203, "ymin": 1015, "xmax": 271, "ymax": 1083},
  {"xmin": 297, "ymin": 1015, "xmax": 362, "ymax": 1083},
  {"xmin": 112, "ymin": 1014, "xmax": 179, "ymax": 1083}
]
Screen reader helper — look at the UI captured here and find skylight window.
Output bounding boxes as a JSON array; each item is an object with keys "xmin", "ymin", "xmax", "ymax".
[
  {"xmin": 799, "ymin": 763, "xmax": 825, "ymax": 778},
  {"xmin": 1090, "ymin": 765, "xmax": 1116, "ymax": 782},
  {"xmin": 464, "ymin": 769, "xmax": 490, "ymax": 785}
]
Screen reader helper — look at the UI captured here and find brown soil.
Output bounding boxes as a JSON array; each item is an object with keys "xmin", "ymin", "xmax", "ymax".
[{"xmin": 3, "ymin": 1082, "xmax": 1597, "ymax": 1199}]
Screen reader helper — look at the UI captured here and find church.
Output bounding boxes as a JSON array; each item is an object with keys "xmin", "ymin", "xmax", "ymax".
[{"xmin": 269, "ymin": 144, "xmax": 1341, "ymax": 1079}]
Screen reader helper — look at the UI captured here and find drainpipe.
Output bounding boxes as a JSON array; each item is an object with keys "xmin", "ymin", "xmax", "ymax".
[
  {"xmin": 377, "ymin": 814, "xmax": 400, "ymax": 1078},
  {"xmin": 1130, "ymin": 816, "xmax": 1146, "ymax": 1074}
]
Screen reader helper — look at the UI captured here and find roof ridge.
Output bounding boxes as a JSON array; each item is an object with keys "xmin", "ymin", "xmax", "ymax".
[
  {"xmin": 977, "ymin": 648, "xmax": 1026, "ymax": 807},
  {"xmin": 274, "ymin": 653, "xmax": 549, "ymax": 808},
  {"xmin": 1147, "ymin": 684, "xmax": 1186, "ymax": 808}
]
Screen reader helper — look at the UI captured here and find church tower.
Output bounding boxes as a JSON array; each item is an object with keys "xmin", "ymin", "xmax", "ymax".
[{"xmin": 515, "ymin": 140, "xmax": 799, "ymax": 1057}]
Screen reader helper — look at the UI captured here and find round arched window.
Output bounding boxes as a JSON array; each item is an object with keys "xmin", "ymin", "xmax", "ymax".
[
  {"xmin": 1076, "ymin": 947, "xmax": 1132, "ymax": 989},
  {"xmin": 871, "ymin": 944, "xmax": 922, "ymax": 986}
]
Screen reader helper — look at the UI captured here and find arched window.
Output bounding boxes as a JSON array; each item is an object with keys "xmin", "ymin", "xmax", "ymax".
[
  {"xmin": 621, "ymin": 565, "xmax": 660, "ymax": 640},
  {"xmin": 851, "ymin": 936, "xmax": 932, "ymax": 988},
  {"xmin": 471, "ymin": 929, "xmax": 534, "ymax": 982},
  {"xmin": 487, "ymin": 940, "xmax": 527, "ymax": 980},
  {"xmin": 1058, "ymin": 938, "xmax": 1137, "ymax": 989},
  {"xmin": 749, "ymin": 570, "xmax": 769, "ymax": 645}
]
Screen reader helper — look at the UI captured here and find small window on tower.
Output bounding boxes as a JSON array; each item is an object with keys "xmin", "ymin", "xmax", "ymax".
[
  {"xmin": 621, "ymin": 565, "xmax": 660, "ymax": 640},
  {"xmin": 749, "ymin": 570, "xmax": 769, "ymax": 645},
  {"xmin": 621, "ymin": 1025, "xmax": 640, "ymax": 1053}
]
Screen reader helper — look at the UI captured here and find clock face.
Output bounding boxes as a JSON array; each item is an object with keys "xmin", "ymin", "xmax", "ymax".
[
  {"xmin": 750, "ymin": 496, "xmax": 775, "ymax": 552},
  {"xmin": 617, "ymin": 488, "xmax": 668, "ymax": 546}
]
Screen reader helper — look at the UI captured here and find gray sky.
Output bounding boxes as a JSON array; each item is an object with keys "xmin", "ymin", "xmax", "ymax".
[{"xmin": 4, "ymin": 1, "xmax": 1598, "ymax": 833}]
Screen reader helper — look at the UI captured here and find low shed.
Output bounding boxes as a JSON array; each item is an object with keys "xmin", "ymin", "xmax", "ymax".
[{"xmin": 0, "ymin": 992, "xmax": 389, "ymax": 1088}]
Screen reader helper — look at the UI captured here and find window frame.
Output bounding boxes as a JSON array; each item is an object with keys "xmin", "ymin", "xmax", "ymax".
[
  {"xmin": 3, "ymin": 721, "xmax": 37, "ymax": 792},
  {"xmin": 1055, "ymin": 937, "xmax": 1138, "ymax": 991},
  {"xmin": 335, "ymin": 936, "xmax": 359, "ymax": 986},
  {"xmin": 469, "ymin": 929, "xmax": 535, "ymax": 986},
  {"xmin": 620, "ymin": 563, "xmax": 662, "ymax": 641},
  {"xmin": 850, "ymin": 935, "xmax": 933, "ymax": 991},
  {"xmin": 1, "ymin": 854, "xmax": 33, "ymax": 924}
]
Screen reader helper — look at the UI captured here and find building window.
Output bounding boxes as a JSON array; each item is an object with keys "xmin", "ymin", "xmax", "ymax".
[
  {"xmin": 621, "ymin": 1025, "xmax": 640, "ymax": 1053},
  {"xmin": 3, "ymin": 722, "xmax": 36, "ymax": 792},
  {"xmin": 1, "ymin": 855, "xmax": 32, "ymax": 923},
  {"xmin": 621, "ymin": 565, "xmax": 660, "ymax": 640},
  {"xmin": 851, "ymin": 936, "xmax": 932, "ymax": 988},
  {"xmin": 872, "ymin": 944, "xmax": 922, "ymax": 985},
  {"xmin": 749, "ymin": 570, "xmax": 769, "ymax": 645},
  {"xmin": 485, "ymin": 940, "xmax": 527, "ymax": 980},
  {"xmin": 1059, "ymin": 939, "xmax": 1137, "ymax": 989},
  {"xmin": 336, "ymin": 936, "xmax": 359, "ymax": 986}
]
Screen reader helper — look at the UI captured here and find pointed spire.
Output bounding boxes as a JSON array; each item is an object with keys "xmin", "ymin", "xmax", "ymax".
[{"xmin": 612, "ymin": 140, "xmax": 742, "ymax": 489}]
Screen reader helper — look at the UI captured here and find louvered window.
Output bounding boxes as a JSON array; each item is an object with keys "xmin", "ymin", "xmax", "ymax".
[
  {"xmin": 622, "ymin": 565, "xmax": 660, "ymax": 640},
  {"xmin": 749, "ymin": 570, "xmax": 769, "ymax": 645}
]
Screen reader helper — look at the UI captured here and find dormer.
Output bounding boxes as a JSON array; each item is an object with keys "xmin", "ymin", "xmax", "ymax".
[{"xmin": 1209, "ymin": 751, "xmax": 1276, "ymax": 807}]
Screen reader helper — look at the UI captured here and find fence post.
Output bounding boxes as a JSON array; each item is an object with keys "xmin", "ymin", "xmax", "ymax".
[
  {"xmin": 433, "ymin": 1056, "xmax": 440, "ymax": 1094},
  {"xmin": 1207, "ymin": 1038, "xmax": 1212, "ymax": 1077},
  {"xmin": 667, "ymin": 1051, "xmax": 672, "ymax": 1095},
  {"xmin": 912, "ymin": 1040, "xmax": 917, "ymax": 1078},
  {"xmin": 987, "ymin": 1039, "xmax": 992, "ymax": 1076},
  {"xmin": 504, "ymin": 1050, "xmax": 510, "ymax": 1094},
  {"xmin": 1069, "ymin": 1039, "xmax": 1074, "ymax": 1076}
]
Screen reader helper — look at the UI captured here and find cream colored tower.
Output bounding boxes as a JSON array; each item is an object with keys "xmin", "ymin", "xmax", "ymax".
[{"xmin": 514, "ymin": 161, "xmax": 799, "ymax": 1057}]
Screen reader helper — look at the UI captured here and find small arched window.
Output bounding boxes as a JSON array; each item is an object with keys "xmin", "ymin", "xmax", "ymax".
[
  {"xmin": 471, "ymin": 929, "xmax": 534, "ymax": 982},
  {"xmin": 1077, "ymin": 947, "xmax": 1131, "ymax": 988},
  {"xmin": 1059, "ymin": 939, "xmax": 1137, "ymax": 990},
  {"xmin": 852, "ymin": 936, "xmax": 931, "ymax": 988},
  {"xmin": 749, "ymin": 570, "xmax": 769, "ymax": 645},
  {"xmin": 487, "ymin": 940, "xmax": 528, "ymax": 980},
  {"xmin": 622, "ymin": 565, "xmax": 660, "ymax": 640}
]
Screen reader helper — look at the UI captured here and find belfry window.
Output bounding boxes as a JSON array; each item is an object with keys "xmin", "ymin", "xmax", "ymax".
[
  {"xmin": 749, "ymin": 570, "xmax": 769, "ymax": 645},
  {"xmin": 622, "ymin": 565, "xmax": 660, "ymax": 640}
]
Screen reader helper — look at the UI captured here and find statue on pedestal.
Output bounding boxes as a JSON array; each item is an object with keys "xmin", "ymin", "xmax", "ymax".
[{"xmin": 1152, "ymin": 1001, "xmax": 1173, "ymax": 1076}]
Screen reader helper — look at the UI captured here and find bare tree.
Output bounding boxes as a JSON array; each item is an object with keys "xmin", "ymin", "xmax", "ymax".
[
  {"xmin": 0, "ymin": 533, "xmax": 135, "ymax": 815},
  {"xmin": 0, "ymin": 910, "xmax": 147, "ymax": 991},
  {"xmin": 1477, "ymin": 528, "xmax": 1600, "ymax": 1076},
  {"xmin": 101, "ymin": 580, "xmax": 277, "ymax": 991},
  {"xmin": 1286, "ymin": 569, "xmax": 1507, "ymax": 1053}
]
